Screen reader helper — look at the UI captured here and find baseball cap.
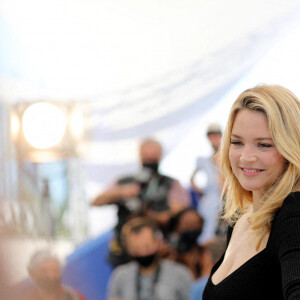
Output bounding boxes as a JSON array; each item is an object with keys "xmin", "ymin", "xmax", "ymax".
[{"xmin": 206, "ymin": 123, "xmax": 222, "ymax": 135}]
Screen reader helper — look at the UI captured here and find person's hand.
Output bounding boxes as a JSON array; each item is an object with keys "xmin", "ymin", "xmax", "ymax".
[{"xmin": 119, "ymin": 184, "xmax": 140, "ymax": 199}]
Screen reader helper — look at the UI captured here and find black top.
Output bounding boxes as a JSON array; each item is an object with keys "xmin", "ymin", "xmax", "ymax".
[{"xmin": 203, "ymin": 192, "xmax": 300, "ymax": 300}]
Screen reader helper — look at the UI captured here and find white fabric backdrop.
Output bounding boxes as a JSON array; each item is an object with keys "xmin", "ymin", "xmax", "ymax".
[{"xmin": 1, "ymin": 0, "xmax": 300, "ymax": 235}]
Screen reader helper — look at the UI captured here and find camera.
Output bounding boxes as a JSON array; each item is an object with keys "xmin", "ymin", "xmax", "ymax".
[
  {"xmin": 118, "ymin": 166, "xmax": 171, "ymax": 213},
  {"xmin": 135, "ymin": 167, "xmax": 170, "ymax": 212}
]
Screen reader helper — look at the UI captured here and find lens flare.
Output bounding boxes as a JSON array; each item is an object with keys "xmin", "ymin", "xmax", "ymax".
[{"xmin": 22, "ymin": 103, "xmax": 66, "ymax": 149}]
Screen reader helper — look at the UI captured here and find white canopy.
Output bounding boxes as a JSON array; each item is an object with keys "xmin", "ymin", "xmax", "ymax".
[{"xmin": 1, "ymin": 0, "xmax": 300, "ymax": 187}]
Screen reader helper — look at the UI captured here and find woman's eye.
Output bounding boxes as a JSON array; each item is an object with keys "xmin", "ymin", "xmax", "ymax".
[
  {"xmin": 230, "ymin": 141, "xmax": 242, "ymax": 145},
  {"xmin": 258, "ymin": 143, "xmax": 272, "ymax": 148}
]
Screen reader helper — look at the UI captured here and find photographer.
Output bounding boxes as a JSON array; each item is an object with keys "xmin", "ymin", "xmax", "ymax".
[
  {"xmin": 108, "ymin": 216, "xmax": 192, "ymax": 300},
  {"xmin": 91, "ymin": 138, "xmax": 190, "ymax": 268}
]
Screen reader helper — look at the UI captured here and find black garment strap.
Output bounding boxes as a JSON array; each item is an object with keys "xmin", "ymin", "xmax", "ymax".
[
  {"xmin": 136, "ymin": 263, "xmax": 161, "ymax": 300},
  {"xmin": 226, "ymin": 225, "xmax": 234, "ymax": 246}
]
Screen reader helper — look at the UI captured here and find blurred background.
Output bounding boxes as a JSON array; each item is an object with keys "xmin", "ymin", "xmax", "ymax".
[{"xmin": 1, "ymin": 0, "xmax": 300, "ymax": 294}]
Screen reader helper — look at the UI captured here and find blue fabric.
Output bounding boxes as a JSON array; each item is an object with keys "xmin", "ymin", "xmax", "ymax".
[
  {"xmin": 62, "ymin": 230, "xmax": 113, "ymax": 300},
  {"xmin": 188, "ymin": 187, "xmax": 201, "ymax": 210},
  {"xmin": 189, "ymin": 276, "xmax": 209, "ymax": 300}
]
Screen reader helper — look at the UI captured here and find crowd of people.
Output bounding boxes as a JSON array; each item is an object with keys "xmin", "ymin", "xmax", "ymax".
[
  {"xmin": 90, "ymin": 129, "xmax": 227, "ymax": 300},
  {"xmin": 12, "ymin": 125, "xmax": 225, "ymax": 300},
  {"xmin": 91, "ymin": 138, "xmax": 191, "ymax": 268},
  {"xmin": 10, "ymin": 84, "xmax": 300, "ymax": 299}
]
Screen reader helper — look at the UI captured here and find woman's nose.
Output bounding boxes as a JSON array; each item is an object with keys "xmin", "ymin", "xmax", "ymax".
[{"xmin": 240, "ymin": 145, "xmax": 257, "ymax": 162}]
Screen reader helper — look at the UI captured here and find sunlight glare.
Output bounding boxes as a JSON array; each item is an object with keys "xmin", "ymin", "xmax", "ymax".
[{"xmin": 22, "ymin": 102, "xmax": 66, "ymax": 149}]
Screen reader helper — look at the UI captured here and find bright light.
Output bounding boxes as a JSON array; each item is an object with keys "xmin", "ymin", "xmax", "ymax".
[
  {"xmin": 10, "ymin": 112, "xmax": 20, "ymax": 140},
  {"xmin": 22, "ymin": 102, "xmax": 67, "ymax": 149},
  {"xmin": 70, "ymin": 108, "xmax": 84, "ymax": 140}
]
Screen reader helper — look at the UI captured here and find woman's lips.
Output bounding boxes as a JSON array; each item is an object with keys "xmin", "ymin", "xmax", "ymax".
[{"xmin": 240, "ymin": 167, "xmax": 264, "ymax": 176}]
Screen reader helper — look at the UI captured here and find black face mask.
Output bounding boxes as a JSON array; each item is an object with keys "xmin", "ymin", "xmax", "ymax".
[
  {"xmin": 176, "ymin": 229, "xmax": 202, "ymax": 253},
  {"xmin": 142, "ymin": 162, "xmax": 159, "ymax": 173},
  {"xmin": 132, "ymin": 252, "xmax": 158, "ymax": 267}
]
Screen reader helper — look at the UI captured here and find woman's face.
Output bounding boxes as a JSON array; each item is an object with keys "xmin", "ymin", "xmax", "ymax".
[{"xmin": 229, "ymin": 109, "xmax": 286, "ymax": 197}]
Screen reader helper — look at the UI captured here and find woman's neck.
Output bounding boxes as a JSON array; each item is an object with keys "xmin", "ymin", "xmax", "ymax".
[{"xmin": 252, "ymin": 191, "xmax": 263, "ymax": 213}]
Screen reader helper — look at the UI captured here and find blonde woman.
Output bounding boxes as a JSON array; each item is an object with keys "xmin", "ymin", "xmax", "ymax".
[{"xmin": 203, "ymin": 85, "xmax": 300, "ymax": 299}]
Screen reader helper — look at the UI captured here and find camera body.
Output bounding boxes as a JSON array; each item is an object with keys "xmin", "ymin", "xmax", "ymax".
[
  {"xmin": 118, "ymin": 167, "xmax": 171, "ymax": 214},
  {"xmin": 135, "ymin": 167, "xmax": 171, "ymax": 212}
]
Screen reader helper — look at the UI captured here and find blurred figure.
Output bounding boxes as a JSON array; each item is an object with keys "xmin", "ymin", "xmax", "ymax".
[
  {"xmin": 190, "ymin": 123, "xmax": 225, "ymax": 245},
  {"xmin": 189, "ymin": 236, "xmax": 226, "ymax": 300},
  {"xmin": 0, "ymin": 243, "xmax": 12, "ymax": 299},
  {"xmin": 92, "ymin": 138, "xmax": 190, "ymax": 267},
  {"xmin": 168, "ymin": 208, "xmax": 204, "ymax": 279},
  {"xmin": 108, "ymin": 216, "xmax": 192, "ymax": 300},
  {"xmin": 15, "ymin": 250, "xmax": 86, "ymax": 300}
]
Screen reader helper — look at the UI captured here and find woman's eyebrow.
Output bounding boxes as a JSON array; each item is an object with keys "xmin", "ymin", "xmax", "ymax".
[
  {"xmin": 255, "ymin": 137, "xmax": 273, "ymax": 141},
  {"xmin": 230, "ymin": 134, "xmax": 272, "ymax": 140}
]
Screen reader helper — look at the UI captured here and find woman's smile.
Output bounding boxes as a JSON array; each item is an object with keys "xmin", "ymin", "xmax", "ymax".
[{"xmin": 240, "ymin": 167, "xmax": 265, "ymax": 176}]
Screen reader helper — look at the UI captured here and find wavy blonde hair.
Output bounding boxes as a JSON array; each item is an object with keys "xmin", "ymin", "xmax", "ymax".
[{"xmin": 220, "ymin": 84, "xmax": 300, "ymax": 248}]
